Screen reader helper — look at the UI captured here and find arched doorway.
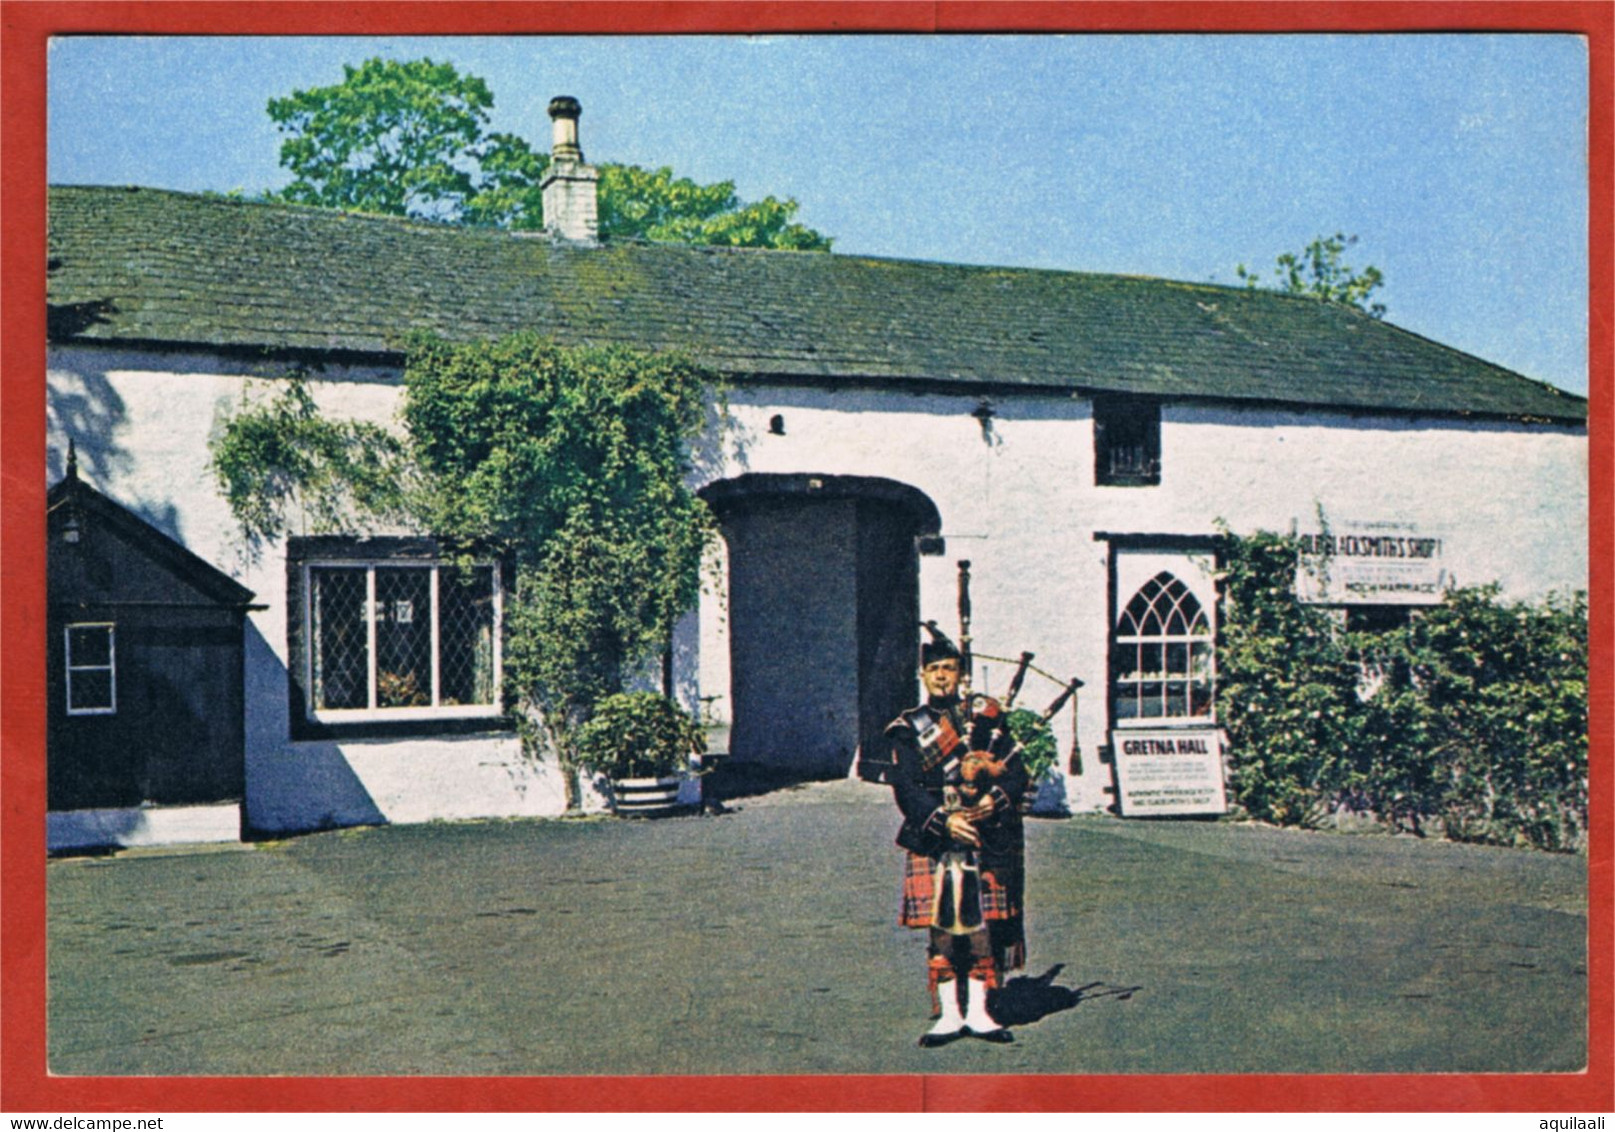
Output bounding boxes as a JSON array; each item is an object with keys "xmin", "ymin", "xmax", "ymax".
[{"xmin": 699, "ymin": 474, "xmax": 942, "ymax": 782}]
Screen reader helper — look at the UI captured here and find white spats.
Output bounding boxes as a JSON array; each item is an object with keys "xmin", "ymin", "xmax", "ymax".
[
  {"xmin": 964, "ymin": 977, "xmax": 1013, "ymax": 1042},
  {"xmin": 919, "ymin": 979, "xmax": 965, "ymax": 1047}
]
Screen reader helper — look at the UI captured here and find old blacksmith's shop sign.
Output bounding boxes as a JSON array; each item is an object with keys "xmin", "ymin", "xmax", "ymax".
[{"xmin": 1295, "ymin": 520, "xmax": 1449, "ymax": 605}]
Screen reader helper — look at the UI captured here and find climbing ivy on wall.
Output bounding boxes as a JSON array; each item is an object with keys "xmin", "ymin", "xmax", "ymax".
[
  {"xmin": 1216, "ymin": 526, "xmax": 1588, "ymax": 852},
  {"xmin": 207, "ymin": 372, "xmax": 407, "ymax": 546},
  {"xmin": 210, "ymin": 333, "xmax": 717, "ymax": 808},
  {"xmin": 1217, "ymin": 528, "xmax": 1368, "ymax": 829}
]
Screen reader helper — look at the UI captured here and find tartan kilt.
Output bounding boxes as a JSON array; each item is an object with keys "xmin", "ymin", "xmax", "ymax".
[{"xmin": 900, "ymin": 849, "xmax": 1021, "ymax": 928}]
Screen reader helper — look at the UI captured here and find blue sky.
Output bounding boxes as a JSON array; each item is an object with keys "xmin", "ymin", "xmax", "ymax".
[{"xmin": 48, "ymin": 34, "xmax": 1589, "ymax": 395}]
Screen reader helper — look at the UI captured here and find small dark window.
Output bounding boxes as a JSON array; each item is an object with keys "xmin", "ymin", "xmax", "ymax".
[
  {"xmin": 1094, "ymin": 395, "xmax": 1161, "ymax": 486},
  {"xmin": 1346, "ymin": 605, "xmax": 1413, "ymax": 633},
  {"xmin": 65, "ymin": 622, "xmax": 116, "ymax": 715}
]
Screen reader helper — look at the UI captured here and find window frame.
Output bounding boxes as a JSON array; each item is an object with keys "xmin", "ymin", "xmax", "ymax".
[
  {"xmin": 64, "ymin": 621, "xmax": 117, "ymax": 716},
  {"xmin": 1093, "ymin": 394, "xmax": 1162, "ymax": 487},
  {"xmin": 1110, "ymin": 571, "xmax": 1216, "ymax": 727},
  {"xmin": 299, "ymin": 557, "xmax": 504, "ymax": 726}
]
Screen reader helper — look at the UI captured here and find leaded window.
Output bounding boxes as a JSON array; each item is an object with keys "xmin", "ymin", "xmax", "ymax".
[
  {"xmin": 1112, "ymin": 572, "xmax": 1214, "ymax": 722},
  {"xmin": 305, "ymin": 562, "xmax": 500, "ymax": 721}
]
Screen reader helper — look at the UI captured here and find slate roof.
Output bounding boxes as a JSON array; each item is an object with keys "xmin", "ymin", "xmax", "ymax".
[{"xmin": 46, "ymin": 185, "xmax": 1584, "ymax": 423}]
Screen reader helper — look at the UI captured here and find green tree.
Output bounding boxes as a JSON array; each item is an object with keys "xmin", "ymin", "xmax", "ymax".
[
  {"xmin": 1236, "ymin": 233, "xmax": 1386, "ymax": 318},
  {"xmin": 269, "ymin": 58, "xmax": 494, "ymax": 220},
  {"xmin": 268, "ymin": 57, "xmax": 831, "ymax": 250},
  {"xmin": 209, "ymin": 333, "xmax": 716, "ymax": 809},
  {"xmin": 596, "ymin": 164, "xmax": 830, "ymax": 250},
  {"xmin": 463, "ymin": 131, "xmax": 551, "ymax": 231}
]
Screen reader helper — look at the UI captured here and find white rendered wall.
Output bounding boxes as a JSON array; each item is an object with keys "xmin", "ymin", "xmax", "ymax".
[
  {"xmin": 707, "ymin": 385, "xmax": 1587, "ymax": 810},
  {"xmin": 48, "ymin": 345, "xmax": 1588, "ymax": 829},
  {"xmin": 47, "ymin": 345, "xmax": 579, "ymax": 837}
]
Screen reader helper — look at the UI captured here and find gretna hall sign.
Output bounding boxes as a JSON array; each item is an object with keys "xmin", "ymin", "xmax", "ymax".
[
  {"xmin": 1294, "ymin": 520, "xmax": 1448, "ymax": 605},
  {"xmin": 1113, "ymin": 729, "xmax": 1227, "ymax": 816}
]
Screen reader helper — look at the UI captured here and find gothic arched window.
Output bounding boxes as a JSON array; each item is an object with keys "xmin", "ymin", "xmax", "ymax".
[{"xmin": 1112, "ymin": 571, "xmax": 1214, "ymax": 721}]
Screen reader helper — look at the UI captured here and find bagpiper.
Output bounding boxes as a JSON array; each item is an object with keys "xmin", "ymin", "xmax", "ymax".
[{"xmin": 884, "ymin": 625, "xmax": 1028, "ymax": 1046}]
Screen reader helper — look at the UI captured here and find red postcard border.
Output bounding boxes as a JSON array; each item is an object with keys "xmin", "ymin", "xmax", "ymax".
[{"xmin": 3, "ymin": 1, "xmax": 1609, "ymax": 1114}]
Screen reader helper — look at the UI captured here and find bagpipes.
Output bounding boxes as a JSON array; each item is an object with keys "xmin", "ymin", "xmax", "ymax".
[
  {"xmin": 859, "ymin": 561, "xmax": 1086, "ymax": 785},
  {"xmin": 944, "ymin": 559, "xmax": 1086, "ymax": 778}
]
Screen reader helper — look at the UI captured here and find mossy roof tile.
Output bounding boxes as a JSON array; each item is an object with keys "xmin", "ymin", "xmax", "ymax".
[{"xmin": 46, "ymin": 185, "xmax": 1583, "ymax": 422}]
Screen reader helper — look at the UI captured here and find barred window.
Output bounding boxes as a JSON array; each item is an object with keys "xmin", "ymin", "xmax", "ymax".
[
  {"xmin": 305, "ymin": 562, "xmax": 500, "ymax": 721},
  {"xmin": 1112, "ymin": 572, "xmax": 1214, "ymax": 722},
  {"xmin": 1094, "ymin": 395, "xmax": 1161, "ymax": 486},
  {"xmin": 65, "ymin": 622, "xmax": 117, "ymax": 715}
]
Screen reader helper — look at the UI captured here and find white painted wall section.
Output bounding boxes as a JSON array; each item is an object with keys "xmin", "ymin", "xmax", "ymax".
[{"xmin": 47, "ymin": 344, "xmax": 1588, "ymax": 833}]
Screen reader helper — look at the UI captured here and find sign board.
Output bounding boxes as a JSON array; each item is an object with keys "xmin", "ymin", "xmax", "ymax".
[
  {"xmin": 1112, "ymin": 728, "xmax": 1227, "ymax": 816},
  {"xmin": 1294, "ymin": 520, "xmax": 1447, "ymax": 605}
]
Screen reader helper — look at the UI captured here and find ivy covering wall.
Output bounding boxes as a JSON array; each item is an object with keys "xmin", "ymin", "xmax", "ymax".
[
  {"xmin": 1217, "ymin": 528, "xmax": 1588, "ymax": 852},
  {"xmin": 209, "ymin": 333, "xmax": 716, "ymax": 809}
]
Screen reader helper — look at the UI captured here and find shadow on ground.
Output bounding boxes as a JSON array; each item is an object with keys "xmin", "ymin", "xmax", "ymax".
[
  {"xmin": 705, "ymin": 761, "xmax": 839, "ymax": 802},
  {"xmin": 995, "ymin": 963, "xmax": 1143, "ymax": 1028}
]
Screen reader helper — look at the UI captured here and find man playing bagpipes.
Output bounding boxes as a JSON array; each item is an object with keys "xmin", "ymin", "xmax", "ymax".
[{"xmin": 885, "ymin": 625, "xmax": 1028, "ymax": 1047}]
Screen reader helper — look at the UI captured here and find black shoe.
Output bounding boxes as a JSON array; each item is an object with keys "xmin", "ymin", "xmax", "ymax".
[
  {"xmin": 918, "ymin": 1028, "xmax": 964, "ymax": 1048},
  {"xmin": 967, "ymin": 1026, "xmax": 1014, "ymax": 1043}
]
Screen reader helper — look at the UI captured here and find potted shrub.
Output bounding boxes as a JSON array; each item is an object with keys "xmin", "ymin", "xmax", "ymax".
[
  {"xmin": 573, "ymin": 691, "xmax": 706, "ymax": 816},
  {"xmin": 1006, "ymin": 707, "xmax": 1065, "ymax": 815}
]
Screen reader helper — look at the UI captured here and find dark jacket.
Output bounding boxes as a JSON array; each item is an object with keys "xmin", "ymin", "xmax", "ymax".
[{"xmin": 885, "ymin": 693, "xmax": 1027, "ymax": 868}]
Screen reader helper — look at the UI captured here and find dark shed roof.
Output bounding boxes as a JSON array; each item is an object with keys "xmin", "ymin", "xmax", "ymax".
[
  {"xmin": 48, "ymin": 465, "xmax": 258, "ymax": 609},
  {"xmin": 46, "ymin": 185, "xmax": 1584, "ymax": 423}
]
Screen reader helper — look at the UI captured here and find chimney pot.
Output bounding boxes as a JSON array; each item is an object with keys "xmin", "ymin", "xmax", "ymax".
[
  {"xmin": 548, "ymin": 95, "xmax": 584, "ymax": 163},
  {"xmin": 541, "ymin": 95, "xmax": 599, "ymax": 243}
]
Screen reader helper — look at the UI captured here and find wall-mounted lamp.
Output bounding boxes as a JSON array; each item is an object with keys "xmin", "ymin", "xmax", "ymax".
[
  {"xmin": 971, "ymin": 398, "xmax": 997, "ymax": 441},
  {"xmin": 769, "ymin": 414, "xmax": 786, "ymax": 436},
  {"xmin": 58, "ymin": 440, "xmax": 83, "ymax": 542}
]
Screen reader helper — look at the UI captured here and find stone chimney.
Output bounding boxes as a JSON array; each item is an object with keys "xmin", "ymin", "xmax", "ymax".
[{"xmin": 541, "ymin": 96, "xmax": 599, "ymax": 243}]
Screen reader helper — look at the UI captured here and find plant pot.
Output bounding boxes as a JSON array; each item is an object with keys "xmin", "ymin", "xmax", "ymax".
[
  {"xmin": 1024, "ymin": 771, "xmax": 1071, "ymax": 817},
  {"xmin": 611, "ymin": 775, "xmax": 683, "ymax": 817}
]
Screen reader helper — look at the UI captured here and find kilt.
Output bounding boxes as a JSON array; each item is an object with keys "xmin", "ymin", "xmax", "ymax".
[{"xmin": 900, "ymin": 849, "xmax": 1020, "ymax": 928}]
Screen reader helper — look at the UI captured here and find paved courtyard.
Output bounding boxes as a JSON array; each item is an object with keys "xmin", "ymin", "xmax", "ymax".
[{"xmin": 47, "ymin": 779, "xmax": 1588, "ymax": 1077}]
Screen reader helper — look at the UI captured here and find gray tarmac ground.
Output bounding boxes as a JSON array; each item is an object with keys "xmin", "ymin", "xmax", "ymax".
[{"xmin": 47, "ymin": 778, "xmax": 1587, "ymax": 1077}]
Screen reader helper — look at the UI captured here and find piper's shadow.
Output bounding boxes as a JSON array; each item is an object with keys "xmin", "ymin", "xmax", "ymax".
[{"xmin": 994, "ymin": 964, "xmax": 1141, "ymax": 1027}]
